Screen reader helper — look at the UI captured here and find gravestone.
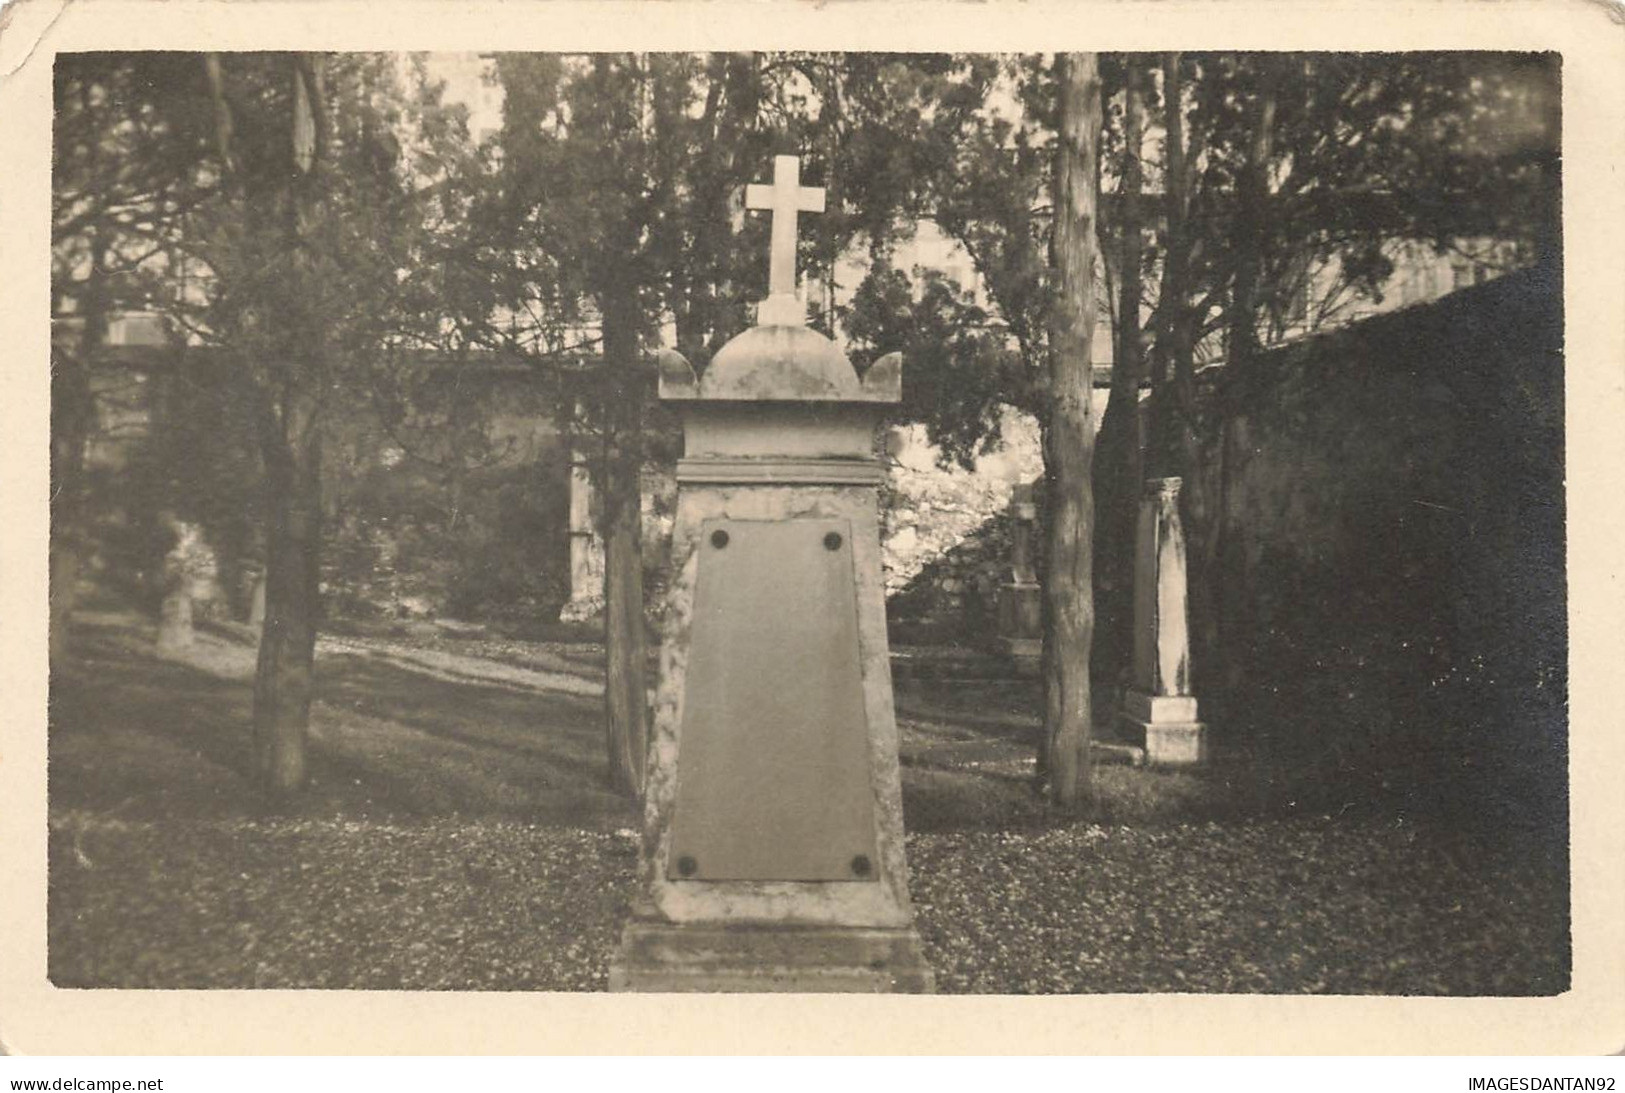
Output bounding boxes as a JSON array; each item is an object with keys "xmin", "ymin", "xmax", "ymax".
[
  {"xmin": 996, "ymin": 481, "xmax": 1043, "ymax": 675},
  {"xmin": 609, "ymin": 155, "xmax": 933, "ymax": 992},
  {"xmin": 559, "ymin": 433, "xmax": 605, "ymax": 624},
  {"xmin": 248, "ymin": 572, "xmax": 267, "ymax": 629},
  {"xmin": 156, "ymin": 515, "xmax": 199, "ymax": 651},
  {"xmin": 156, "ymin": 586, "xmax": 194, "ymax": 651},
  {"xmin": 1120, "ymin": 477, "xmax": 1207, "ymax": 764}
]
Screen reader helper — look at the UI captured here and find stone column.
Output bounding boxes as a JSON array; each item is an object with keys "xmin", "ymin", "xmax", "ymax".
[
  {"xmin": 609, "ymin": 326, "xmax": 932, "ymax": 993},
  {"xmin": 1120, "ymin": 477, "xmax": 1207, "ymax": 765},
  {"xmin": 248, "ymin": 571, "xmax": 267, "ymax": 630},
  {"xmin": 996, "ymin": 481, "xmax": 1043, "ymax": 675},
  {"xmin": 559, "ymin": 435, "xmax": 605, "ymax": 624}
]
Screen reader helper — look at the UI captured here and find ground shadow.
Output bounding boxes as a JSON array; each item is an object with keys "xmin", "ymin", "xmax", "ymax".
[{"xmin": 49, "ymin": 613, "xmax": 631, "ymax": 826}]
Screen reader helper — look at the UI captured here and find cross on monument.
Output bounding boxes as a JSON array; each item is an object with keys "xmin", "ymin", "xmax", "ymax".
[{"xmin": 746, "ymin": 155, "xmax": 825, "ymax": 323}]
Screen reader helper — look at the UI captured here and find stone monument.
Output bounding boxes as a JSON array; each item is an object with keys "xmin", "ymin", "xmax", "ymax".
[
  {"xmin": 559, "ymin": 432, "xmax": 606, "ymax": 624},
  {"xmin": 609, "ymin": 155, "xmax": 933, "ymax": 992},
  {"xmin": 247, "ymin": 568, "xmax": 267, "ymax": 629},
  {"xmin": 156, "ymin": 513, "xmax": 207, "ymax": 651},
  {"xmin": 996, "ymin": 481, "xmax": 1043, "ymax": 676},
  {"xmin": 1120, "ymin": 476, "xmax": 1207, "ymax": 765}
]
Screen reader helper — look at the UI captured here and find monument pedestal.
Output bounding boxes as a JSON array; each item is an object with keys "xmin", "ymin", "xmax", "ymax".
[
  {"xmin": 998, "ymin": 632, "xmax": 1042, "ymax": 677},
  {"xmin": 610, "ymin": 908, "xmax": 933, "ymax": 993},
  {"xmin": 996, "ymin": 483, "xmax": 1043, "ymax": 677},
  {"xmin": 612, "ymin": 155, "xmax": 933, "ymax": 993},
  {"xmin": 1120, "ymin": 690, "xmax": 1206, "ymax": 766}
]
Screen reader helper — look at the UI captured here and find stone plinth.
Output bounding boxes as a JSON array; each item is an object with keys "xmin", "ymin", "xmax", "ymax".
[
  {"xmin": 1120, "ymin": 477, "xmax": 1207, "ymax": 765},
  {"xmin": 611, "ymin": 910, "xmax": 932, "ymax": 993},
  {"xmin": 996, "ymin": 481, "xmax": 1043, "ymax": 675},
  {"xmin": 609, "ymin": 302, "xmax": 932, "ymax": 992}
]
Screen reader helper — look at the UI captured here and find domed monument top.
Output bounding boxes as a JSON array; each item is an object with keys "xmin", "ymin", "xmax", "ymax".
[{"xmin": 657, "ymin": 154, "xmax": 899, "ymax": 405}]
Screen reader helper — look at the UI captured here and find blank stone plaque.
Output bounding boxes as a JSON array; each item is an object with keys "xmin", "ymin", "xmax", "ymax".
[{"xmin": 668, "ymin": 517, "xmax": 880, "ymax": 882}]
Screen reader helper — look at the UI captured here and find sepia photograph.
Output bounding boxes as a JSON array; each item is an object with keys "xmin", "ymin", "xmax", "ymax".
[
  {"xmin": 5, "ymin": 0, "xmax": 1622, "ymax": 1058},
  {"xmin": 41, "ymin": 45, "xmax": 1568, "ymax": 993}
]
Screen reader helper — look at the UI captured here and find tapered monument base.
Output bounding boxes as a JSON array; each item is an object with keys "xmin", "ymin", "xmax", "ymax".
[{"xmin": 609, "ymin": 914, "xmax": 935, "ymax": 993}]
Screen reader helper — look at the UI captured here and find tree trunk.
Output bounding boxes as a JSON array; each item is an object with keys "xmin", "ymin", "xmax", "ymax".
[
  {"xmin": 1227, "ymin": 62, "xmax": 1278, "ymax": 380},
  {"xmin": 1041, "ymin": 52, "xmax": 1103, "ymax": 811},
  {"xmin": 1149, "ymin": 52, "xmax": 1221, "ymax": 697},
  {"xmin": 600, "ymin": 283, "xmax": 650, "ymax": 801},
  {"xmin": 1207, "ymin": 59, "xmax": 1279, "ymax": 694},
  {"xmin": 1091, "ymin": 58, "xmax": 1147, "ymax": 694},
  {"xmin": 1149, "ymin": 52, "xmax": 1191, "ymax": 482},
  {"xmin": 50, "ymin": 362, "xmax": 93, "ymax": 663},
  {"xmin": 201, "ymin": 53, "xmax": 334, "ymax": 796},
  {"xmin": 49, "ymin": 256, "xmax": 105, "ymax": 664},
  {"xmin": 253, "ymin": 396, "xmax": 322, "ymax": 795}
]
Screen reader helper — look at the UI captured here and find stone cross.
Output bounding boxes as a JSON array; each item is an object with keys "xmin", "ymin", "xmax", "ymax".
[{"xmin": 745, "ymin": 155, "xmax": 825, "ymax": 325}]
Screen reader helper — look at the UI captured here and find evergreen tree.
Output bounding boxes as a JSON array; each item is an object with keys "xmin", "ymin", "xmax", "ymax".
[
  {"xmin": 51, "ymin": 54, "xmax": 218, "ymax": 658},
  {"xmin": 191, "ymin": 52, "xmax": 460, "ymax": 793}
]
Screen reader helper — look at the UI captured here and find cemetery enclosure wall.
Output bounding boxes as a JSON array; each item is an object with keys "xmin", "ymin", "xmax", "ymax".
[
  {"xmin": 79, "ymin": 349, "xmax": 576, "ymax": 624},
  {"xmin": 1188, "ymin": 264, "xmax": 1565, "ymax": 798}
]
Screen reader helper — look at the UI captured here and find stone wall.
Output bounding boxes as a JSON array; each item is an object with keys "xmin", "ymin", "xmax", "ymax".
[
  {"xmin": 1184, "ymin": 264, "xmax": 1564, "ymax": 805},
  {"xmin": 879, "ymin": 411, "xmax": 1044, "ymax": 641},
  {"xmin": 82, "ymin": 349, "xmax": 577, "ymax": 627}
]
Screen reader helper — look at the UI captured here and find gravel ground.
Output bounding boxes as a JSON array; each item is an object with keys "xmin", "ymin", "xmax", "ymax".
[
  {"xmin": 908, "ymin": 821, "xmax": 1568, "ymax": 995},
  {"xmin": 46, "ymin": 608, "xmax": 1570, "ymax": 995},
  {"xmin": 48, "ymin": 812, "xmax": 1567, "ymax": 995},
  {"xmin": 49, "ymin": 817, "xmax": 637, "ymax": 991}
]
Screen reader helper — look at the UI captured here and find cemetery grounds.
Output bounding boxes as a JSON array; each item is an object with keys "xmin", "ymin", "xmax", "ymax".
[{"xmin": 47, "ymin": 592, "xmax": 1569, "ymax": 995}]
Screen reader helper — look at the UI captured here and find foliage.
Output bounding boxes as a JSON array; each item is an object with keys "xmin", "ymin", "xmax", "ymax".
[
  {"xmin": 835, "ymin": 52, "xmax": 1560, "ymax": 458},
  {"xmin": 55, "ymin": 53, "xmax": 482, "ymax": 592},
  {"xmin": 51, "ymin": 55, "xmax": 228, "ymax": 655},
  {"xmin": 835, "ymin": 55, "xmax": 1055, "ymax": 467},
  {"xmin": 1173, "ymin": 52, "xmax": 1560, "ymax": 356},
  {"xmin": 52, "ymin": 53, "xmax": 219, "ymax": 322},
  {"xmin": 183, "ymin": 52, "xmax": 489, "ymax": 792},
  {"xmin": 323, "ymin": 446, "xmax": 572, "ymax": 624},
  {"xmin": 844, "ymin": 267, "xmax": 1015, "ymax": 468},
  {"xmin": 182, "ymin": 54, "xmax": 452, "ymax": 398},
  {"xmin": 52, "ymin": 51, "xmax": 1563, "ymax": 799},
  {"xmin": 94, "ymin": 359, "xmax": 263, "ymax": 613}
]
